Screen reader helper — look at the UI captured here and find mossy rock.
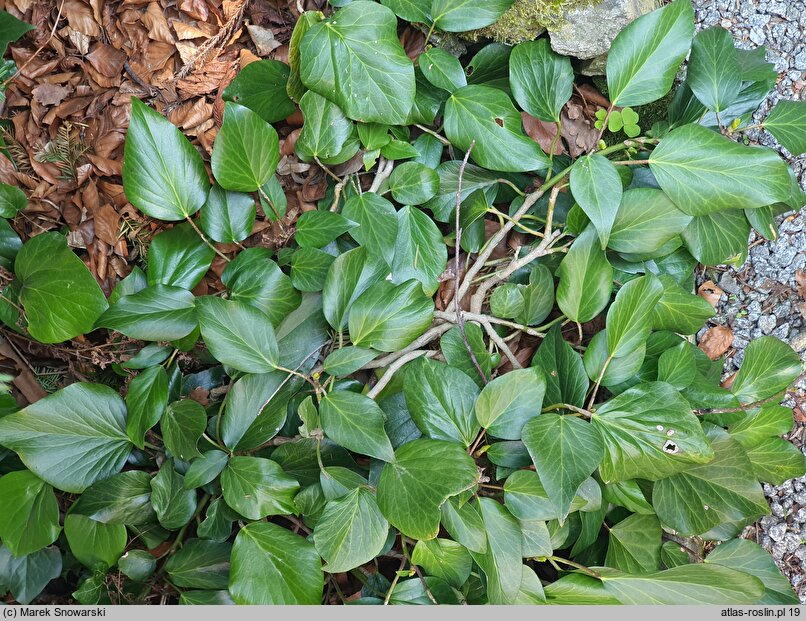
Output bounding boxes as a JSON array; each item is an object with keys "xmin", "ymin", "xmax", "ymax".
[{"xmin": 465, "ymin": 0, "xmax": 602, "ymax": 45}]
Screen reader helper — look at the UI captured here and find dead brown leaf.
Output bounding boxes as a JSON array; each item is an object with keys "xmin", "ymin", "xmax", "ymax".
[
  {"xmin": 522, "ymin": 112, "xmax": 565, "ymax": 156},
  {"xmin": 31, "ymin": 83, "xmax": 71, "ymax": 106},
  {"xmin": 796, "ymin": 269, "xmax": 806, "ymax": 298},
  {"xmin": 697, "ymin": 280, "xmax": 723, "ymax": 308},
  {"xmin": 699, "ymin": 325, "xmax": 734, "ymax": 360}
]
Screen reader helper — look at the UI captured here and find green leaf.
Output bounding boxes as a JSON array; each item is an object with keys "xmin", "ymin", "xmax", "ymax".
[
  {"xmin": 118, "ymin": 550, "xmax": 156, "ymax": 581},
  {"xmin": 475, "ymin": 367, "xmax": 545, "ymax": 440},
  {"xmin": 440, "ymin": 494, "xmax": 487, "ymax": 554},
  {"xmin": 652, "ymin": 274, "xmax": 715, "ymax": 335},
  {"xmin": 0, "ymin": 470, "xmax": 60, "ymax": 557},
  {"xmin": 516, "ymin": 565, "xmax": 547, "ymax": 604},
  {"xmin": 592, "ymin": 381, "xmax": 713, "ymax": 482},
  {"xmin": 430, "ymin": 0, "xmax": 515, "ymax": 31},
  {"xmin": 418, "ymin": 48, "xmax": 466, "ymax": 93},
  {"xmin": 531, "ymin": 323, "xmax": 589, "ymax": 408},
  {"xmin": 599, "ymin": 564, "xmax": 764, "ymax": 604},
  {"xmin": 649, "ymin": 123, "xmax": 791, "ymax": 215},
  {"xmin": 392, "ymin": 205, "xmax": 447, "ymax": 296},
  {"xmin": 657, "ymin": 342, "xmax": 696, "ymax": 389},
  {"xmin": 728, "ymin": 404, "xmax": 793, "ymax": 445},
  {"xmin": 583, "ymin": 330, "xmax": 645, "ymax": 388},
  {"xmin": 0, "ymin": 182, "xmax": 26, "ymax": 218},
  {"xmin": 377, "ymin": 438, "xmax": 478, "ymax": 540},
  {"xmin": 221, "ymin": 248, "xmax": 300, "ymax": 326},
  {"xmin": 341, "ymin": 193, "xmax": 398, "ymax": 265},
  {"xmin": 319, "ymin": 467, "xmax": 366, "ymax": 501},
  {"xmin": 197, "ymin": 296, "xmax": 279, "ymax": 373},
  {"xmin": 519, "ymin": 517, "xmax": 552, "ymax": 558},
  {"xmin": 147, "ymin": 222, "xmax": 214, "ymax": 290},
  {"xmin": 294, "ymin": 91, "xmax": 354, "ymax": 162},
  {"xmin": 222, "ymin": 59, "xmax": 295, "ymax": 123},
  {"xmin": 379, "ymin": 0, "xmax": 430, "ymax": 23},
  {"xmin": 287, "ymin": 11, "xmax": 323, "ymax": 102},
  {"xmin": 0, "ymin": 546, "xmax": 62, "ymax": 605},
  {"xmin": 99, "ymin": 285, "xmax": 197, "ymax": 342},
  {"xmin": 69, "ymin": 471, "xmax": 156, "ymax": 526},
  {"xmin": 221, "ymin": 456, "xmax": 299, "ymax": 520},
  {"xmin": 314, "ymin": 487, "xmax": 389, "ymax": 573},
  {"xmin": 324, "ymin": 346, "xmax": 377, "ymax": 377},
  {"xmin": 295, "ymin": 210, "xmax": 354, "ymax": 249},
  {"xmin": 687, "ymin": 27, "xmax": 742, "ymax": 113},
  {"xmin": 731, "ymin": 336, "xmax": 802, "ymax": 403},
  {"xmin": 425, "ymin": 160, "xmax": 499, "ymax": 222},
  {"xmin": 322, "ymin": 247, "xmax": 388, "ymax": 330},
  {"xmin": 706, "ymin": 539, "xmax": 798, "ymax": 604},
  {"xmin": 15, "ymin": 232, "xmax": 108, "ymax": 343},
  {"xmin": 521, "ymin": 414, "xmax": 603, "ymax": 522},
  {"xmin": 653, "ymin": 429, "xmax": 768, "ymax": 537},
  {"xmin": 165, "ymin": 539, "xmax": 231, "ymax": 589},
  {"xmin": 348, "ymin": 279, "xmax": 434, "ymax": 352},
  {"xmin": 389, "ymin": 162, "xmax": 440, "ymax": 205},
  {"xmin": 230, "ymin": 522, "xmax": 323, "ymax": 604},
  {"xmin": 123, "ymin": 98, "xmax": 210, "ymax": 221},
  {"xmin": 199, "ymin": 185, "xmax": 256, "ymax": 244},
  {"xmin": 605, "ymin": 513, "xmax": 661, "ymax": 573},
  {"xmin": 179, "ymin": 590, "xmax": 235, "ymax": 605},
  {"xmin": 570, "ymin": 154, "xmax": 622, "ymax": 249},
  {"xmin": 320, "ymin": 390, "xmax": 395, "ymax": 462},
  {"xmin": 162, "ymin": 400, "xmax": 206, "ymax": 462},
  {"xmin": 606, "ymin": 0, "xmax": 695, "ymax": 106},
  {"xmin": 185, "ymin": 450, "xmax": 230, "ymax": 490},
  {"xmin": 606, "ymin": 274, "xmax": 664, "ymax": 358},
  {"xmin": 445, "ymin": 85, "xmax": 550, "ymax": 173},
  {"xmin": 440, "ymin": 323, "xmax": 493, "ymax": 387},
  {"xmin": 150, "ymin": 461, "xmax": 197, "ymax": 530},
  {"xmin": 469, "ymin": 498, "xmax": 522, "ymax": 604},
  {"xmin": 556, "ymin": 225, "xmax": 613, "ymax": 323},
  {"xmin": 681, "ymin": 209, "xmax": 751, "ymax": 266},
  {"xmin": 300, "ymin": 2, "xmax": 414, "ymax": 125},
  {"xmin": 260, "ymin": 175, "xmax": 287, "ymax": 221},
  {"xmin": 221, "ymin": 370, "xmax": 297, "ymax": 450},
  {"xmin": 608, "ymin": 188, "xmax": 692, "ymax": 254},
  {"xmin": 0, "ymin": 383, "xmax": 131, "ymax": 493},
  {"xmin": 64, "ymin": 513, "xmax": 126, "ymax": 570},
  {"xmin": 290, "ymin": 247, "xmax": 335, "ymax": 292},
  {"xmin": 509, "ymin": 39, "xmax": 572, "ymax": 123},
  {"xmin": 403, "ymin": 356, "xmax": 480, "ymax": 446},
  {"xmin": 411, "ymin": 538, "xmax": 472, "ymax": 589},
  {"xmin": 512, "ymin": 264, "xmax": 554, "ymax": 326},
  {"xmin": 212, "ymin": 102, "xmax": 279, "ymax": 192},
  {"xmin": 765, "ymin": 100, "xmax": 806, "ymax": 155},
  {"xmin": 544, "ymin": 573, "xmax": 619, "ymax": 605},
  {"xmin": 0, "ymin": 10, "xmax": 34, "ymax": 56},
  {"xmin": 742, "ymin": 437, "xmax": 806, "ymax": 485}
]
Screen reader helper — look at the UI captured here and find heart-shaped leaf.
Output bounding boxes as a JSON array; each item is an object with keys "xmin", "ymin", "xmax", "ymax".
[
  {"xmin": 0, "ymin": 470, "xmax": 61, "ymax": 557},
  {"xmin": 0, "ymin": 383, "xmax": 131, "ymax": 493},
  {"xmin": 377, "ymin": 438, "xmax": 478, "ymax": 540},
  {"xmin": 16, "ymin": 232, "xmax": 108, "ymax": 344},
  {"xmin": 123, "ymin": 98, "xmax": 210, "ymax": 221},
  {"xmin": 510, "ymin": 39, "xmax": 573, "ymax": 123},
  {"xmin": 221, "ymin": 456, "xmax": 299, "ymax": 520},
  {"xmin": 320, "ymin": 390, "xmax": 395, "ymax": 462},
  {"xmin": 98, "ymin": 285, "xmax": 197, "ymax": 342},
  {"xmin": 229, "ymin": 522, "xmax": 323, "ymax": 604}
]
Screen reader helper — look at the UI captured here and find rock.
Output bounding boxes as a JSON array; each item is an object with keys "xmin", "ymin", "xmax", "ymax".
[
  {"xmin": 791, "ymin": 332, "xmax": 806, "ymax": 353},
  {"xmin": 578, "ymin": 53, "xmax": 608, "ymax": 76},
  {"xmin": 548, "ymin": 0, "xmax": 659, "ymax": 60},
  {"xmin": 769, "ymin": 522, "xmax": 788, "ymax": 542},
  {"xmin": 759, "ymin": 315, "xmax": 777, "ymax": 335}
]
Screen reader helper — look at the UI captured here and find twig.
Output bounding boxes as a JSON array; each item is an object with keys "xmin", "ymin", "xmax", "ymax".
[
  {"xmin": 454, "ymin": 141, "xmax": 488, "ymax": 385},
  {"xmin": 550, "ymin": 556, "xmax": 601, "ymax": 579},
  {"xmin": 610, "ymin": 159, "xmax": 650, "ymax": 166},
  {"xmin": 662, "ymin": 533, "xmax": 704, "ymax": 562},
  {"xmin": 383, "ymin": 556, "xmax": 410, "ymax": 606},
  {"xmin": 586, "ymin": 354, "xmax": 613, "ymax": 410},
  {"xmin": 542, "ymin": 403, "xmax": 593, "ymax": 419},
  {"xmin": 479, "ymin": 318, "xmax": 521, "ymax": 369},
  {"xmin": 434, "ymin": 310, "xmax": 547, "ymax": 339},
  {"xmin": 185, "ymin": 216, "xmax": 231, "ymax": 262},
  {"xmin": 402, "ymin": 538, "xmax": 438, "ymax": 605},
  {"xmin": 361, "ymin": 323, "xmax": 451, "ymax": 369},
  {"xmin": 366, "ymin": 350, "xmax": 437, "ymax": 399},
  {"xmin": 469, "ymin": 229, "xmax": 562, "ymax": 315},
  {"xmin": 173, "ymin": 0, "xmax": 249, "ymax": 80},
  {"xmin": 2, "ymin": 0, "xmax": 65, "ymax": 88},
  {"xmin": 315, "ymin": 157, "xmax": 342, "ymax": 183},
  {"xmin": 369, "ymin": 157, "xmax": 394, "ymax": 193},
  {"xmin": 415, "ymin": 124, "xmax": 451, "ymax": 146}
]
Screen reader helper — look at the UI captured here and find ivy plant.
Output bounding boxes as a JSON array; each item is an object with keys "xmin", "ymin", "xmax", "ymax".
[{"xmin": 1, "ymin": 0, "xmax": 806, "ymax": 606}]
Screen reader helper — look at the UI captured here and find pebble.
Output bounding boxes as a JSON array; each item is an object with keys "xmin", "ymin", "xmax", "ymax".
[{"xmin": 692, "ymin": 0, "xmax": 806, "ymax": 602}]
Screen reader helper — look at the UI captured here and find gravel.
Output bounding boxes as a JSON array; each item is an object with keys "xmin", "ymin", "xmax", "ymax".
[{"xmin": 691, "ymin": 0, "xmax": 806, "ymax": 600}]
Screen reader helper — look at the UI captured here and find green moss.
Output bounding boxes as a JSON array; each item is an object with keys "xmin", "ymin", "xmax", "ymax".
[{"xmin": 467, "ymin": 0, "xmax": 602, "ymax": 45}]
